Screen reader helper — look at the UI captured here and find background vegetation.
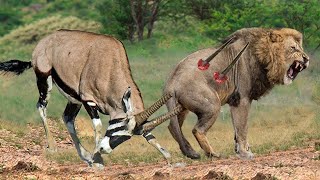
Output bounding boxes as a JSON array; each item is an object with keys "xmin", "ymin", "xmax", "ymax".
[{"xmin": 0, "ymin": 0, "xmax": 319, "ymax": 164}]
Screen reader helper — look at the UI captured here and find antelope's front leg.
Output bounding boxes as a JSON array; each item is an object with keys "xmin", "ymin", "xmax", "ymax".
[
  {"xmin": 83, "ymin": 101, "xmax": 104, "ymax": 167},
  {"xmin": 63, "ymin": 102, "xmax": 94, "ymax": 166},
  {"xmin": 230, "ymin": 97, "xmax": 254, "ymax": 159},
  {"xmin": 83, "ymin": 102, "xmax": 103, "ymax": 151}
]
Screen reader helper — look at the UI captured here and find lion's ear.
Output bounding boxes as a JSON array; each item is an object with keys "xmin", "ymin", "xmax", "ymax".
[{"xmin": 269, "ymin": 31, "xmax": 283, "ymax": 42}]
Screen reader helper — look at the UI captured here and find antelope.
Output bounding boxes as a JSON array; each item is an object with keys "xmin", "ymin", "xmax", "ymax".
[
  {"xmin": 0, "ymin": 29, "xmax": 245, "ymax": 167},
  {"xmin": 0, "ymin": 30, "xmax": 174, "ymax": 167}
]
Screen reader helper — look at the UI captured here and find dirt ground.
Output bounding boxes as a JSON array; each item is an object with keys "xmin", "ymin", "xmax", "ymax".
[{"xmin": 0, "ymin": 123, "xmax": 319, "ymax": 180}]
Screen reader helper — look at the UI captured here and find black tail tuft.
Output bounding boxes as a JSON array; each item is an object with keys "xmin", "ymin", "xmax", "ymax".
[{"xmin": 0, "ymin": 60, "xmax": 32, "ymax": 75}]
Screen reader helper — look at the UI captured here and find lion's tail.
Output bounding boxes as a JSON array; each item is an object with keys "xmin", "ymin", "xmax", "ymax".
[{"xmin": 0, "ymin": 60, "xmax": 32, "ymax": 75}]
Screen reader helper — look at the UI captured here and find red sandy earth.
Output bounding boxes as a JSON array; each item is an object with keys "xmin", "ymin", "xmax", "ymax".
[{"xmin": 0, "ymin": 123, "xmax": 319, "ymax": 180}]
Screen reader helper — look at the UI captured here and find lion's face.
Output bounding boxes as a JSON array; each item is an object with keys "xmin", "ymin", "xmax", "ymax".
[{"xmin": 282, "ymin": 36, "xmax": 309, "ymax": 85}]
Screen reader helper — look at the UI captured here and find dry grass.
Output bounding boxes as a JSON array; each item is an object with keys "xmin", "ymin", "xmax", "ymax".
[
  {"xmin": 44, "ymin": 104, "xmax": 318, "ymax": 165},
  {"xmin": 1, "ymin": 103, "xmax": 318, "ymax": 166},
  {"xmin": 0, "ymin": 119, "xmax": 28, "ymax": 136}
]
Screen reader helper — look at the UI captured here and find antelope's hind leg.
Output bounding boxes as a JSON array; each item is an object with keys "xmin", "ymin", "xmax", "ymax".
[
  {"xmin": 63, "ymin": 102, "xmax": 95, "ymax": 166},
  {"xmin": 36, "ymin": 72, "xmax": 57, "ymax": 152}
]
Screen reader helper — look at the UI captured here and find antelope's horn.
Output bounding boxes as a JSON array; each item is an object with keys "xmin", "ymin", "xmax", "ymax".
[
  {"xmin": 205, "ymin": 36, "xmax": 235, "ymax": 63},
  {"xmin": 142, "ymin": 105, "xmax": 183, "ymax": 132},
  {"xmin": 221, "ymin": 42, "xmax": 249, "ymax": 75},
  {"xmin": 135, "ymin": 93, "xmax": 172, "ymax": 125}
]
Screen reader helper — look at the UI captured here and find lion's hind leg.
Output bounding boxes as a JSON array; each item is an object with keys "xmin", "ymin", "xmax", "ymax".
[
  {"xmin": 192, "ymin": 107, "xmax": 220, "ymax": 158},
  {"xmin": 166, "ymin": 91, "xmax": 201, "ymax": 159},
  {"xmin": 181, "ymin": 87, "xmax": 221, "ymax": 158},
  {"xmin": 168, "ymin": 108, "xmax": 201, "ymax": 159}
]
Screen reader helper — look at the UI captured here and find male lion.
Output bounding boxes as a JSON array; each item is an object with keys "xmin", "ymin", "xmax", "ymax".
[{"xmin": 164, "ymin": 28, "xmax": 309, "ymax": 159}]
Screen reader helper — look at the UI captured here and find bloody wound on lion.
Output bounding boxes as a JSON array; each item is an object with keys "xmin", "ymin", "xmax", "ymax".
[
  {"xmin": 197, "ymin": 36, "xmax": 235, "ymax": 70},
  {"xmin": 214, "ymin": 42, "xmax": 250, "ymax": 84}
]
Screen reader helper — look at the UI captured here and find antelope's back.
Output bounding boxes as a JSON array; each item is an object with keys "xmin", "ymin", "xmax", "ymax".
[{"xmin": 32, "ymin": 30, "xmax": 143, "ymax": 113}]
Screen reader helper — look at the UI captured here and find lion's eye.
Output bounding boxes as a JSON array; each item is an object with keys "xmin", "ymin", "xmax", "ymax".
[{"xmin": 291, "ymin": 46, "xmax": 296, "ymax": 50}]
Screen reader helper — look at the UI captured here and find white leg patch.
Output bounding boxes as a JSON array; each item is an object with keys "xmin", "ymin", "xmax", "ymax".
[
  {"xmin": 38, "ymin": 106, "xmax": 46, "ymax": 120},
  {"xmin": 99, "ymin": 136, "xmax": 112, "ymax": 154},
  {"xmin": 47, "ymin": 75, "xmax": 53, "ymax": 91},
  {"xmin": 93, "ymin": 118, "xmax": 102, "ymax": 128}
]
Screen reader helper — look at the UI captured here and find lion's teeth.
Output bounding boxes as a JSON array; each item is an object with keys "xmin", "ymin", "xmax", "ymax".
[
  {"xmin": 295, "ymin": 63, "xmax": 299, "ymax": 69},
  {"xmin": 300, "ymin": 65, "xmax": 303, "ymax": 71}
]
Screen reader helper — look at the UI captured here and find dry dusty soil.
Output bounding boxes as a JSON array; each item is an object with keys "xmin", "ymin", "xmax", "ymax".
[{"xmin": 0, "ymin": 122, "xmax": 319, "ymax": 180}]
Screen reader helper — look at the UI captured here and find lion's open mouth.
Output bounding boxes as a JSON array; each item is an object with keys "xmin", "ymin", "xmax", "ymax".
[{"xmin": 287, "ymin": 60, "xmax": 307, "ymax": 80}]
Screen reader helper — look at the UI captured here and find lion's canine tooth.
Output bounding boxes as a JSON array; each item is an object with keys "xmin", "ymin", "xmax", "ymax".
[{"xmin": 300, "ymin": 65, "xmax": 303, "ymax": 71}]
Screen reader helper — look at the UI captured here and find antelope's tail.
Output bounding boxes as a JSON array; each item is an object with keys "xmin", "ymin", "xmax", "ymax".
[{"xmin": 0, "ymin": 60, "xmax": 32, "ymax": 75}]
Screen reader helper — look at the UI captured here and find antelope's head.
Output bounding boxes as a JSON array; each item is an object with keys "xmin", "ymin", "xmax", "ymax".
[
  {"xmin": 98, "ymin": 88, "xmax": 136, "ymax": 154},
  {"xmin": 97, "ymin": 87, "xmax": 170, "ymax": 154}
]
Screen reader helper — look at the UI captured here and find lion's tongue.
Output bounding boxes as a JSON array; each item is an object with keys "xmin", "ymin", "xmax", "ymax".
[{"xmin": 289, "ymin": 68, "xmax": 294, "ymax": 78}]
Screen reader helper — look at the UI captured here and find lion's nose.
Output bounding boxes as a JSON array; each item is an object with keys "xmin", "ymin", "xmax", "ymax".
[{"xmin": 303, "ymin": 54, "xmax": 309, "ymax": 64}]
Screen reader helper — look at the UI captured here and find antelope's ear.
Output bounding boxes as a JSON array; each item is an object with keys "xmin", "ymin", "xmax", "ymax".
[{"xmin": 122, "ymin": 87, "xmax": 133, "ymax": 113}]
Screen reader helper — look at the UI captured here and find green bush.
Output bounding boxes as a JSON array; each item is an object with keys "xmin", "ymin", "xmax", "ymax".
[
  {"xmin": 0, "ymin": 6, "xmax": 22, "ymax": 36},
  {"xmin": 0, "ymin": 15, "xmax": 100, "ymax": 45}
]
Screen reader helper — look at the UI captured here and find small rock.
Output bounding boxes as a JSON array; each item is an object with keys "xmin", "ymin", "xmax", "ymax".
[
  {"xmin": 202, "ymin": 170, "xmax": 232, "ymax": 180},
  {"xmin": 116, "ymin": 171, "xmax": 135, "ymax": 180},
  {"xmin": 12, "ymin": 161, "xmax": 39, "ymax": 172},
  {"xmin": 153, "ymin": 171, "xmax": 169, "ymax": 180},
  {"xmin": 24, "ymin": 174, "xmax": 37, "ymax": 180},
  {"xmin": 251, "ymin": 172, "xmax": 276, "ymax": 180}
]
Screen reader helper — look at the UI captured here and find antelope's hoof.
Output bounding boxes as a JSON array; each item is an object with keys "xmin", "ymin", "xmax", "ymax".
[
  {"xmin": 92, "ymin": 162, "xmax": 104, "ymax": 170},
  {"xmin": 92, "ymin": 152, "xmax": 104, "ymax": 165},
  {"xmin": 172, "ymin": 162, "xmax": 186, "ymax": 168}
]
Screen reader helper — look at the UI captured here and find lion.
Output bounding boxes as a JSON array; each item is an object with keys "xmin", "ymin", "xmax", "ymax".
[{"xmin": 164, "ymin": 28, "xmax": 310, "ymax": 159}]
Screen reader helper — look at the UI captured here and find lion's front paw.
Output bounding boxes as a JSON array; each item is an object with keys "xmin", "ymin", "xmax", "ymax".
[
  {"xmin": 236, "ymin": 150, "xmax": 254, "ymax": 160},
  {"xmin": 235, "ymin": 142, "xmax": 254, "ymax": 160}
]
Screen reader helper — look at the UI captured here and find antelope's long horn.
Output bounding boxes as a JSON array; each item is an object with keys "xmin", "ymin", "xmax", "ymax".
[
  {"xmin": 206, "ymin": 36, "xmax": 235, "ymax": 63},
  {"xmin": 198, "ymin": 36, "xmax": 235, "ymax": 70},
  {"xmin": 142, "ymin": 105, "xmax": 183, "ymax": 132},
  {"xmin": 221, "ymin": 42, "xmax": 249, "ymax": 75},
  {"xmin": 135, "ymin": 93, "xmax": 172, "ymax": 125},
  {"xmin": 214, "ymin": 42, "xmax": 250, "ymax": 84}
]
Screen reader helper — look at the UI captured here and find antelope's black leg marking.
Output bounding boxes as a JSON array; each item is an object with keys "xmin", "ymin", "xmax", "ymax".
[
  {"xmin": 35, "ymin": 71, "xmax": 56, "ymax": 151},
  {"xmin": 63, "ymin": 101, "xmax": 93, "ymax": 166},
  {"xmin": 83, "ymin": 102, "xmax": 103, "ymax": 151},
  {"xmin": 98, "ymin": 118, "xmax": 133, "ymax": 154},
  {"xmin": 143, "ymin": 131, "xmax": 171, "ymax": 160}
]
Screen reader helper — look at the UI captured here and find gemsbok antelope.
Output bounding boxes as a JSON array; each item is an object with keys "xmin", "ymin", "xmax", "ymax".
[
  {"xmin": 0, "ymin": 29, "xmax": 246, "ymax": 167},
  {"xmin": 0, "ymin": 30, "xmax": 175, "ymax": 167}
]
